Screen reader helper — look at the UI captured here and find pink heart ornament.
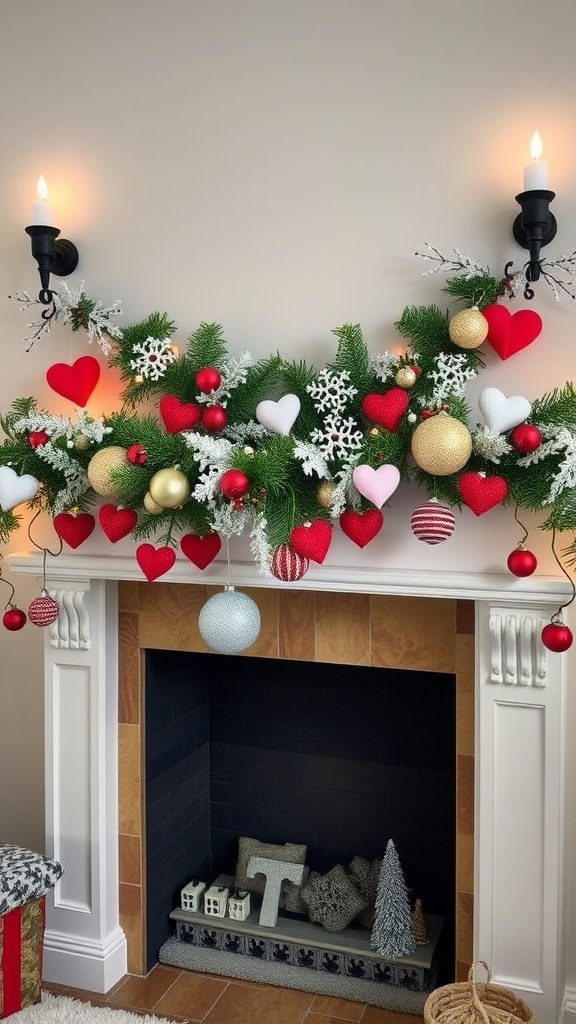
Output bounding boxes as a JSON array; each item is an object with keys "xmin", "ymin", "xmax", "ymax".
[
  {"xmin": 352, "ymin": 464, "xmax": 400, "ymax": 509},
  {"xmin": 0, "ymin": 465, "xmax": 40, "ymax": 511},
  {"xmin": 255, "ymin": 394, "xmax": 301, "ymax": 436}
]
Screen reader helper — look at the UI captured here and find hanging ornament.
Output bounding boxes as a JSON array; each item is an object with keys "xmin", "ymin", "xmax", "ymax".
[
  {"xmin": 256, "ymin": 394, "xmax": 301, "ymax": 436},
  {"xmin": 28, "ymin": 431, "xmax": 49, "ymax": 448},
  {"xmin": 3, "ymin": 605, "xmax": 27, "ymax": 631},
  {"xmin": 127, "ymin": 443, "xmax": 149, "ymax": 466},
  {"xmin": 74, "ymin": 433, "xmax": 90, "ymax": 451},
  {"xmin": 352, "ymin": 464, "xmax": 400, "ymax": 509},
  {"xmin": 198, "ymin": 586, "xmax": 261, "ymax": 655},
  {"xmin": 46, "ymin": 355, "xmax": 101, "ymax": 407},
  {"xmin": 458, "ymin": 471, "xmax": 509, "ymax": 515},
  {"xmin": 28, "ymin": 591, "xmax": 60, "ymax": 627},
  {"xmin": 340, "ymin": 508, "xmax": 384, "ymax": 548},
  {"xmin": 448, "ymin": 306, "xmax": 488, "ymax": 349},
  {"xmin": 411, "ymin": 415, "xmax": 472, "ymax": 476},
  {"xmin": 482, "ymin": 304, "xmax": 543, "ymax": 361},
  {"xmin": 159, "ymin": 395, "xmax": 202, "ymax": 433},
  {"xmin": 0, "ymin": 466, "xmax": 40, "ymax": 511},
  {"xmin": 541, "ymin": 618, "xmax": 573, "ymax": 653},
  {"xmin": 99, "ymin": 504, "xmax": 139, "ymax": 543},
  {"xmin": 362, "ymin": 389, "xmax": 409, "ymax": 431},
  {"xmin": 143, "ymin": 491, "xmax": 164, "ymax": 514},
  {"xmin": 149, "ymin": 468, "xmax": 191, "ymax": 508},
  {"xmin": 221, "ymin": 469, "xmax": 251, "ymax": 500},
  {"xmin": 196, "ymin": 367, "xmax": 222, "ymax": 393},
  {"xmin": 53, "ymin": 511, "xmax": 96, "ymax": 549},
  {"xmin": 87, "ymin": 446, "xmax": 127, "ymax": 498},
  {"xmin": 510, "ymin": 424, "xmax": 542, "ymax": 454},
  {"xmin": 507, "ymin": 544, "xmax": 538, "ymax": 577},
  {"xmin": 290, "ymin": 520, "xmax": 333, "ymax": 564},
  {"xmin": 271, "ymin": 542, "xmax": 310, "ymax": 582},
  {"xmin": 317, "ymin": 479, "xmax": 337, "ymax": 510},
  {"xmin": 202, "ymin": 404, "xmax": 228, "ymax": 433},
  {"xmin": 136, "ymin": 543, "xmax": 177, "ymax": 582},
  {"xmin": 180, "ymin": 532, "xmax": 222, "ymax": 570},
  {"xmin": 394, "ymin": 366, "xmax": 417, "ymax": 389},
  {"xmin": 410, "ymin": 499, "xmax": 456, "ymax": 545},
  {"xmin": 478, "ymin": 387, "xmax": 531, "ymax": 435}
]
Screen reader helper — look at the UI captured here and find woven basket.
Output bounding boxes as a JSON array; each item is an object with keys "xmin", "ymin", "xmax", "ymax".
[{"xmin": 423, "ymin": 962, "xmax": 534, "ymax": 1024}]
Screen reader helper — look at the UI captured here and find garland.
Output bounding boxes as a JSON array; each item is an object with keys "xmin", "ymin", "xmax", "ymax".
[{"xmin": 2, "ymin": 253, "xmax": 576, "ymax": 593}]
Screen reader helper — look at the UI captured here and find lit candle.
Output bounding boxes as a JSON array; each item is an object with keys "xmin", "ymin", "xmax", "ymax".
[
  {"xmin": 523, "ymin": 131, "xmax": 549, "ymax": 191},
  {"xmin": 32, "ymin": 176, "xmax": 55, "ymax": 226}
]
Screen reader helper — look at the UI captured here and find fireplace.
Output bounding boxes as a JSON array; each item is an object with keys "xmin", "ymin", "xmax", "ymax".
[{"xmin": 6, "ymin": 551, "xmax": 574, "ymax": 1022}]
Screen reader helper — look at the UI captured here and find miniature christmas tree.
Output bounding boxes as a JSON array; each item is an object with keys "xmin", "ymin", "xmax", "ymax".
[
  {"xmin": 370, "ymin": 839, "xmax": 416, "ymax": 958},
  {"xmin": 412, "ymin": 897, "xmax": 429, "ymax": 945}
]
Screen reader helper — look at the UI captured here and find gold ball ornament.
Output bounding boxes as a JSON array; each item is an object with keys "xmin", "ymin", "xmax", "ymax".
[
  {"xmin": 317, "ymin": 480, "xmax": 337, "ymax": 510},
  {"xmin": 395, "ymin": 366, "xmax": 418, "ymax": 389},
  {"xmin": 74, "ymin": 433, "xmax": 90, "ymax": 451},
  {"xmin": 411, "ymin": 414, "xmax": 472, "ymax": 476},
  {"xmin": 87, "ymin": 446, "xmax": 127, "ymax": 497},
  {"xmin": 448, "ymin": 306, "xmax": 488, "ymax": 349},
  {"xmin": 143, "ymin": 492, "xmax": 165, "ymax": 515},
  {"xmin": 149, "ymin": 468, "xmax": 191, "ymax": 509}
]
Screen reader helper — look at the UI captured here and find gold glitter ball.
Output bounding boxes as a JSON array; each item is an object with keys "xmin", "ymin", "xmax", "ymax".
[
  {"xmin": 86, "ymin": 446, "xmax": 127, "ymax": 497},
  {"xmin": 143, "ymin": 492, "xmax": 165, "ymax": 515},
  {"xmin": 317, "ymin": 480, "xmax": 337, "ymax": 509},
  {"xmin": 411, "ymin": 415, "xmax": 472, "ymax": 476},
  {"xmin": 395, "ymin": 366, "xmax": 417, "ymax": 389},
  {"xmin": 448, "ymin": 307, "xmax": 488, "ymax": 349},
  {"xmin": 74, "ymin": 433, "xmax": 90, "ymax": 451}
]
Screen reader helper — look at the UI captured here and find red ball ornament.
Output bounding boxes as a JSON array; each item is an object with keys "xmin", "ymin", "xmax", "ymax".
[
  {"xmin": 542, "ymin": 620, "xmax": 573, "ymax": 653},
  {"xmin": 510, "ymin": 424, "xmax": 542, "ymax": 454},
  {"xmin": 196, "ymin": 367, "xmax": 222, "ymax": 393},
  {"xmin": 202, "ymin": 405, "xmax": 228, "ymax": 433},
  {"xmin": 127, "ymin": 443, "xmax": 148, "ymax": 466},
  {"xmin": 28, "ymin": 431, "xmax": 50, "ymax": 448},
  {"xmin": 507, "ymin": 546, "xmax": 538, "ymax": 577},
  {"xmin": 3, "ymin": 606, "xmax": 27, "ymax": 631},
  {"xmin": 221, "ymin": 469, "xmax": 251, "ymax": 500},
  {"xmin": 28, "ymin": 592, "xmax": 60, "ymax": 627},
  {"xmin": 410, "ymin": 500, "xmax": 456, "ymax": 545},
  {"xmin": 271, "ymin": 543, "xmax": 310, "ymax": 582}
]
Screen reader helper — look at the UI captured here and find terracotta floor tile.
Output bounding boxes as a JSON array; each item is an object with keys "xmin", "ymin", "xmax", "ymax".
[
  {"xmin": 154, "ymin": 971, "xmax": 228, "ymax": 1021},
  {"xmin": 362, "ymin": 1009, "xmax": 423, "ymax": 1024},
  {"xmin": 310, "ymin": 994, "xmax": 364, "ymax": 1021},
  {"xmin": 107, "ymin": 966, "xmax": 183, "ymax": 1011},
  {"xmin": 203, "ymin": 981, "xmax": 314, "ymax": 1024},
  {"xmin": 306, "ymin": 1016, "xmax": 361, "ymax": 1024}
]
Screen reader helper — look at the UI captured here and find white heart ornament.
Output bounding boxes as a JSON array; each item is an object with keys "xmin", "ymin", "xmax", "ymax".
[
  {"xmin": 256, "ymin": 394, "xmax": 301, "ymax": 436},
  {"xmin": 478, "ymin": 387, "xmax": 532, "ymax": 434},
  {"xmin": 352, "ymin": 464, "xmax": 400, "ymax": 509},
  {"xmin": 0, "ymin": 465, "xmax": 40, "ymax": 511}
]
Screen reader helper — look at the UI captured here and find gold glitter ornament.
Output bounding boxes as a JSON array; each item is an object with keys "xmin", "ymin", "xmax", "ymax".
[
  {"xmin": 369, "ymin": 427, "xmax": 380, "ymax": 438},
  {"xmin": 74, "ymin": 433, "xmax": 90, "ymax": 451},
  {"xmin": 143, "ymin": 492, "xmax": 164, "ymax": 514},
  {"xmin": 86, "ymin": 446, "xmax": 127, "ymax": 497},
  {"xmin": 317, "ymin": 480, "xmax": 337, "ymax": 510},
  {"xmin": 395, "ymin": 366, "xmax": 417, "ymax": 389},
  {"xmin": 411, "ymin": 415, "xmax": 472, "ymax": 476},
  {"xmin": 149, "ymin": 468, "xmax": 191, "ymax": 509},
  {"xmin": 448, "ymin": 306, "xmax": 488, "ymax": 349}
]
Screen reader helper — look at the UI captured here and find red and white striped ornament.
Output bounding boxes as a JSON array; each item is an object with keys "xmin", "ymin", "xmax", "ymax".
[
  {"xmin": 410, "ymin": 500, "xmax": 456, "ymax": 545},
  {"xmin": 271, "ymin": 542, "xmax": 310, "ymax": 582},
  {"xmin": 28, "ymin": 591, "xmax": 60, "ymax": 627}
]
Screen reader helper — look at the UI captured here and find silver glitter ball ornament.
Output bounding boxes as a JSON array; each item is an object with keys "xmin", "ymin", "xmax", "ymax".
[{"xmin": 198, "ymin": 586, "xmax": 261, "ymax": 655}]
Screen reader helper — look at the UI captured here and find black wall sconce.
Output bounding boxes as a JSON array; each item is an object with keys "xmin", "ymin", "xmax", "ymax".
[
  {"xmin": 509, "ymin": 132, "xmax": 557, "ymax": 300},
  {"xmin": 25, "ymin": 176, "xmax": 79, "ymax": 320}
]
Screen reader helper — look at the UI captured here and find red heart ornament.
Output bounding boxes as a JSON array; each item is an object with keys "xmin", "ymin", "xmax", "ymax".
[
  {"xmin": 362, "ymin": 388, "xmax": 409, "ymax": 431},
  {"xmin": 136, "ymin": 543, "xmax": 176, "ymax": 581},
  {"xmin": 53, "ymin": 511, "xmax": 96, "ymax": 549},
  {"xmin": 458, "ymin": 472, "xmax": 509, "ymax": 516},
  {"xmin": 339, "ymin": 508, "xmax": 384, "ymax": 548},
  {"xmin": 159, "ymin": 395, "xmax": 202, "ymax": 434},
  {"xmin": 99, "ymin": 504, "xmax": 139, "ymax": 543},
  {"xmin": 46, "ymin": 355, "xmax": 101, "ymax": 407},
  {"xmin": 180, "ymin": 532, "xmax": 222, "ymax": 570},
  {"xmin": 290, "ymin": 520, "xmax": 333, "ymax": 564},
  {"xmin": 483, "ymin": 304, "xmax": 543, "ymax": 361}
]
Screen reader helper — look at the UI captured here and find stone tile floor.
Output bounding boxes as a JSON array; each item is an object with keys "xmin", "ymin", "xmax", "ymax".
[{"xmin": 44, "ymin": 964, "xmax": 424, "ymax": 1023}]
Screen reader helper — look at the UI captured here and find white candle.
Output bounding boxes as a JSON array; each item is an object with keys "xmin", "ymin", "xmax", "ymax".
[
  {"xmin": 32, "ymin": 175, "xmax": 55, "ymax": 226},
  {"xmin": 523, "ymin": 131, "xmax": 549, "ymax": 191}
]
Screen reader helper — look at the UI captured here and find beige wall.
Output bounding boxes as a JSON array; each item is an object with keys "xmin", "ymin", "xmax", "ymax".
[{"xmin": 1, "ymin": 0, "xmax": 575, "ymax": 913}]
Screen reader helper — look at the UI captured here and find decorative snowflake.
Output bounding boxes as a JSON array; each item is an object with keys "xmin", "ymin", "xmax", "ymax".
[
  {"xmin": 424, "ymin": 352, "xmax": 478, "ymax": 403},
  {"xmin": 292, "ymin": 440, "xmax": 331, "ymax": 478},
  {"xmin": 309, "ymin": 414, "xmax": 363, "ymax": 460},
  {"xmin": 368, "ymin": 351, "xmax": 401, "ymax": 383},
  {"xmin": 472, "ymin": 428, "xmax": 512, "ymax": 464},
  {"xmin": 130, "ymin": 337, "xmax": 177, "ymax": 381},
  {"xmin": 306, "ymin": 369, "xmax": 358, "ymax": 415}
]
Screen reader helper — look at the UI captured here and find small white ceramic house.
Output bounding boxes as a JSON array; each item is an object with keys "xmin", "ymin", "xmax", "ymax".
[
  {"xmin": 228, "ymin": 890, "xmax": 251, "ymax": 921},
  {"xmin": 203, "ymin": 884, "xmax": 230, "ymax": 917},
  {"xmin": 180, "ymin": 879, "xmax": 206, "ymax": 912}
]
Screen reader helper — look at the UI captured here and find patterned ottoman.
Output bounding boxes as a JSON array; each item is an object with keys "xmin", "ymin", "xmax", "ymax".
[{"xmin": 0, "ymin": 846, "xmax": 63, "ymax": 1018}]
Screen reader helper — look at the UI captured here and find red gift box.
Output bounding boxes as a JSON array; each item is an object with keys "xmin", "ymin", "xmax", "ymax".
[{"xmin": 0, "ymin": 897, "xmax": 45, "ymax": 1017}]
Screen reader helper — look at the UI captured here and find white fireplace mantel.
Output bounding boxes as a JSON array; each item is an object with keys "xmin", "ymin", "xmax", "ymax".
[{"xmin": 8, "ymin": 550, "xmax": 576, "ymax": 1023}]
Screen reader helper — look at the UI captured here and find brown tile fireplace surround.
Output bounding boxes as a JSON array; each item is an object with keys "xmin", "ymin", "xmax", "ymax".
[{"xmin": 116, "ymin": 583, "xmax": 476, "ymax": 982}]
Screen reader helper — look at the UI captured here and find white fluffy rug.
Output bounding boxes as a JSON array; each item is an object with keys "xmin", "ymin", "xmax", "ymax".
[{"xmin": 7, "ymin": 994, "xmax": 171, "ymax": 1024}]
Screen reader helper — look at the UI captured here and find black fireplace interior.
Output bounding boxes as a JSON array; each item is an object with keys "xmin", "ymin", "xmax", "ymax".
[{"xmin": 145, "ymin": 649, "xmax": 456, "ymax": 977}]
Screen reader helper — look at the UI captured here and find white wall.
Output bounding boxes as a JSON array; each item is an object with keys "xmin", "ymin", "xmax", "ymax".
[{"xmin": 0, "ymin": 0, "xmax": 575, "ymax": 918}]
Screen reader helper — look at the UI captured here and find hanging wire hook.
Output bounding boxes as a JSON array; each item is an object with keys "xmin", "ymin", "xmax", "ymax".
[
  {"xmin": 0, "ymin": 563, "xmax": 16, "ymax": 610},
  {"xmin": 550, "ymin": 528, "xmax": 576, "ymax": 622},
  {"xmin": 27, "ymin": 510, "xmax": 63, "ymax": 591},
  {"xmin": 225, "ymin": 536, "xmax": 233, "ymax": 589},
  {"xmin": 513, "ymin": 505, "xmax": 529, "ymax": 547}
]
